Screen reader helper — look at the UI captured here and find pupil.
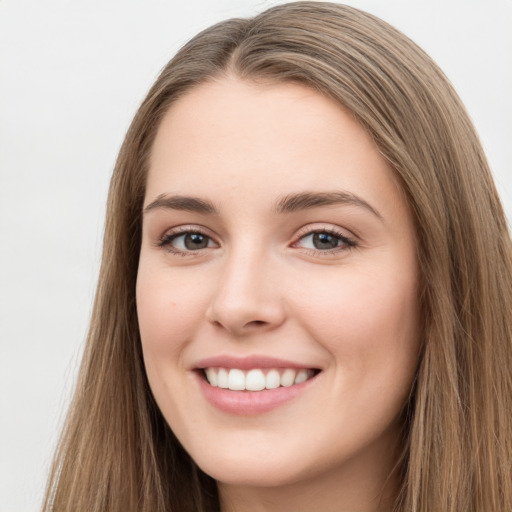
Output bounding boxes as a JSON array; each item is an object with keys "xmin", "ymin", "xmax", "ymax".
[
  {"xmin": 185, "ymin": 233, "xmax": 208, "ymax": 250},
  {"xmin": 313, "ymin": 232, "xmax": 338, "ymax": 250}
]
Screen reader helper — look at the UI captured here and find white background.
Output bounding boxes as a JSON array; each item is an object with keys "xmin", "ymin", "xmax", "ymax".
[{"xmin": 1, "ymin": 1, "xmax": 511, "ymax": 510}]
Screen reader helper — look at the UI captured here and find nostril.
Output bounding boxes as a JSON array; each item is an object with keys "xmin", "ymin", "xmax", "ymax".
[{"xmin": 247, "ymin": 320, "xmax": 267, "ymax": 327}]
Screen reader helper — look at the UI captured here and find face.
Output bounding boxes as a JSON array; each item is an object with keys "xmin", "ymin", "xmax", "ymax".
[{"xmin": 137, "ymin": 77, "xmax": 420, "ymax": 490}]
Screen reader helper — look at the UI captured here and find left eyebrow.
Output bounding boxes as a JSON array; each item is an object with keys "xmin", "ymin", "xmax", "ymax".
[{"xmin": 274, "ymin": 191, "xmax": 382, "ymax": 219}]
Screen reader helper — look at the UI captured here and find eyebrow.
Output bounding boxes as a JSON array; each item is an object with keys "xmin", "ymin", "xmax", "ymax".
[
  {"xmin": 274, "ymin": 191, "xmax": 382, "ymax": 219},
  {"xmin": 144, "ymin": 194, "xmax": 217, "ymax": 215},
  {"xmin": 143, "ymin": 190, "xmax": 382, "ymax": 219}
]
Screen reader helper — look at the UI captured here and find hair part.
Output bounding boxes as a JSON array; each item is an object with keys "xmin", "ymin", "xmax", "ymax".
[{"xmin": 44, "ymin": 3, "xmax": 512, "ymax": 511}]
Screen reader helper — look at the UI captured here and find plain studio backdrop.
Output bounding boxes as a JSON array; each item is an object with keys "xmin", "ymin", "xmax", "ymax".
[{"xmin": 0, "ymin": 1, "xmax": 511, "ymax": 510}]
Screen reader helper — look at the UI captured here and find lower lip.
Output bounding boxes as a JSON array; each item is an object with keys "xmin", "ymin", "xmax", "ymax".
[{"xmin": 195, "ymin": 371, "xmax": 319, "ymax": 415}]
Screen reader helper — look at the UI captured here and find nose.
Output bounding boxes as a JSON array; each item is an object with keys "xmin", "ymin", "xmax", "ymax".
[{"xmin": 206, "ymin": 248, "xmax": 286, "ymax": 337}]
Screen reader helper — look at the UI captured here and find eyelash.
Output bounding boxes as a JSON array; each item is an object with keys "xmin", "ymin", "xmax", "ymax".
[
  {"xmin": 293, "ymin": 227, "xmax": 357, "ymax": 255},
  {"xmin": 156, "ymin": 227, "xmax": 214, "ymax": 257},
  {"xmin": 156, "ymin": 226, "xmax": 357, "ymax": 256}
]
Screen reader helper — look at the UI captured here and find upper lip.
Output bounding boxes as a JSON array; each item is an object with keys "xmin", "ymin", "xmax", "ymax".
[{"xmin": 193, "ymin": 355, "xmax": 320, "ymax": 370}]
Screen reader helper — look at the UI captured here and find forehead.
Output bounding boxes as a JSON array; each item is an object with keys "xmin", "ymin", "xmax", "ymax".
[{"xmin": 146, "ymin": 77, "xmax": 404, "ymax": 218}]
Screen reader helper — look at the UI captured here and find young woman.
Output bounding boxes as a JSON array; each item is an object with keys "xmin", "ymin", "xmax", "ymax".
[{"xmin": 43, "ymin": 2, "xmax": 512, "ymax": 511}]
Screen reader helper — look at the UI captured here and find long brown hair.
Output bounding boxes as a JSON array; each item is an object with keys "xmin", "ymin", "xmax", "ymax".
[{"xmin": 43, "ymin": 3, "xmax": 512, "ymax": 511}]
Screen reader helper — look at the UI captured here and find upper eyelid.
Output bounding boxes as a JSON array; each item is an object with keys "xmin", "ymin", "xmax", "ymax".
[
  {"xmin": 158, "ymin": 223, "xmax": 353, "ymax": 239},
  {"xmin": 159, "ymin": 224, "xmax": 216, "ymax": 239},
  {"xmin": 294, "ymin": 223, "xmax": 356, "ymax": 241}
]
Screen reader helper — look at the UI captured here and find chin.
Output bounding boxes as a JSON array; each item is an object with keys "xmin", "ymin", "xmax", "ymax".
[{"xmin": 192, "ymin": 448, "xmax": 311, "ymax": 488}]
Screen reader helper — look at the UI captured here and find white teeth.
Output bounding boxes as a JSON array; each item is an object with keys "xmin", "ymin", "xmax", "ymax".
[
  {"xmin": 281, "ymin": 368, "xmax": 296, "ymax": 387},
  {"xmin": 228, "ymin": 369, "xmax": 245, "ymax": 390},
  {"xmin": 205, "ymin": 368, "xmax": 218, "ymax": 387},
  {"xmin": 265, "ymin": 369, "xmax": 281, "ymax": 389},
  {"xmin": 203, "ymin": 367, "xmax": 316, "ymax": 391},
  {"xmin": 246, "ymin": 369, "xmax": 266, "ymax": 391},
  {"xmin": 295, "ymin": 369, "xmax": 308, "ymax": 384},
  {"xmin": 217, "ymin": 368, "xmax": 229, "ymax": 388}
]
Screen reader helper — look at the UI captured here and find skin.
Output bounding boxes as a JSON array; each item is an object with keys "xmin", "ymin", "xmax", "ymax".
[{"xmin": 137, "ymin": 77, "xmax": 421, "ymax": 512}]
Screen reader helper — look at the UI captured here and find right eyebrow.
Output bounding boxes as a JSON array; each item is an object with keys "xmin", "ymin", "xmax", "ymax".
[{"xmin": 143, "ymin": 194, "xmax": 218, "ymax": 215}]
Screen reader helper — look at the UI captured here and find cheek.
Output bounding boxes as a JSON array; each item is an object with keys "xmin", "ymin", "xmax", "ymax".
[
  {"xmin": 291, "ymin": 265, "xmax": 420, "ymax": 455},
  {"xmin": 135, "ymin": 264, "xmax": 212, "ymax": 422},
  {"xmin": 136, "ymin": 265, "xmax": 209, "ymax": 362},
  {"xmin": 292, "ymin": 261, "xmax": 420, "ymax": 378}
]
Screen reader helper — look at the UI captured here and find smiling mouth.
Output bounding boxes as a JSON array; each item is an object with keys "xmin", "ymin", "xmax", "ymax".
[{"xmin": 201, "ymin": 367, "xmax": 320, "ymax": 391}]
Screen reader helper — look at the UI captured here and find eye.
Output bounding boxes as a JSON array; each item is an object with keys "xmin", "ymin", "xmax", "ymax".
[
  {"xmin": 294, "ymin": 229, "xmax": 356, "ymax": 253},
  {"xmin": 157, "ymin": 229, "xmax": 217, "ymax": 254}
]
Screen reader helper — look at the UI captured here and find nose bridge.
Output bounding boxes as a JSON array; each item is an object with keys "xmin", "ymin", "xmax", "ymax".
[{"xmin": 207, "ymin": 237, "xmax": 284, "ymax": 334}]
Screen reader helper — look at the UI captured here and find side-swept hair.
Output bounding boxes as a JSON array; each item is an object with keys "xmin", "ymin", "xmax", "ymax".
[{"xmin": 44, "ymin": 3, "xmax": 512, "ymax": 511}]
